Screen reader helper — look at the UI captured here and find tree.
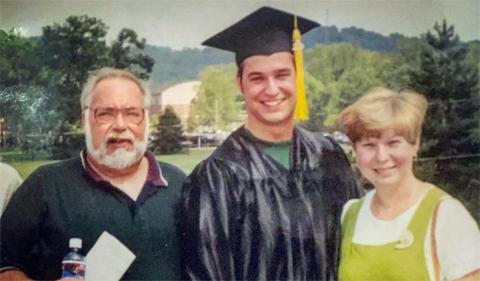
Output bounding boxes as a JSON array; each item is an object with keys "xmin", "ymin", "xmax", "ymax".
[
  {"xmin": 378, "ymin": 37, "xmax": 423, "ymax": 90},
  {"xmin": 38, "ymin": 15, "xmax": 111, "ymax": 129},
  {"xmin": 304, "ymin": 43, "xmax": 395, "ymax": 128},
  {"xmin": 109, "ymin": 28, "xmax": 154, "ymax": 79},
  {"xmin": 38, "ymin": 16, "xmax": 155, "ymax": 130},
  {"xmin": 0, "ymin": 30, "xmax": 51, "ymax": 148},
  {"xmin": 16, "ymin": 16, "xmax": 154, "ymax": 159},
  {"xmin": 300, "ymin": 71, "xmax": 327, "ymax": 131},
  {"xmin": 187, "ymin": 64, "xmax": 242, "ymax": 132},
  {"xmin": 0, "ymin": 30, "xmax": 43, "ymax": 87},
  {"xmin": 152, "ymin": 106, "xmax": 184, "ymax": 154},
  {"xmin": 1, "ymin": 17, "xmax": 155, "ymax": 158},
  {"xmin": 0, "ymin": 85, "xmax": 59, "ymax": 158},
  {"xmin": 408, "ymin": 20, "xmax": 479, "ymax": 220}
]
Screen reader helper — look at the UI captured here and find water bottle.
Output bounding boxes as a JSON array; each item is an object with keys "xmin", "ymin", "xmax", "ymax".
[{"xmin": 61, "ymin": 238, "xmax": 86, "ymax": 279}]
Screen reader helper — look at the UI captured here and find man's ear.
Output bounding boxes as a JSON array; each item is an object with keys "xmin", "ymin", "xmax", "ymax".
[
  {"xmin": 81, "ymin": 110, "xmax": 86, "ymax": 129},
  {"xmin": 236, "ymin": 75, "xmax": 244, "ymax": 97}
]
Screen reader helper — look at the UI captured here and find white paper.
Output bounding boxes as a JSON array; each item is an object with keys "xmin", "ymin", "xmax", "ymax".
[{"xmin": 85, "ymin": 231, "xmax": 136, "ymax": 281}]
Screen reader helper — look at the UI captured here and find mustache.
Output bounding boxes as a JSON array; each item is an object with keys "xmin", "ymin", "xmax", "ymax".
[{"xmin": 106, "ymin": 132, "xmax": 135, "ymax": 142}]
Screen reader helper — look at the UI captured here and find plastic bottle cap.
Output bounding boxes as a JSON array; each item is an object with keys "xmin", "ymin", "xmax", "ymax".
[{"xmin": 69, "ymin": 238, "xmax": 82, "ymax": 249}]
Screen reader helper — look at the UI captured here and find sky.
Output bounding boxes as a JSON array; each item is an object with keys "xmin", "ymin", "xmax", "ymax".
[{"xmin": 1, "ymin": 0, "xmax": 479, "ymax": 50}]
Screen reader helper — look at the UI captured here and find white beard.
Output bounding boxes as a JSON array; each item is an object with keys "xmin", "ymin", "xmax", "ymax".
[{"xmin": 84, "ymin": 111, "xmax": 149, "ymax": 170}]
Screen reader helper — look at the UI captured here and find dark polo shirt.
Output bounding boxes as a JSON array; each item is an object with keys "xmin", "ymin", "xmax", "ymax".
[{"xmin": 0, "ymin": 150, "xmax": 186, "ymax": 280}]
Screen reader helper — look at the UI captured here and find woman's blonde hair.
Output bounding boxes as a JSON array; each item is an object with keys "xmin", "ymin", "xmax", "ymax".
[{"xmin": 338, "ymin": 87, "xmax": 428, "ymax": 145}]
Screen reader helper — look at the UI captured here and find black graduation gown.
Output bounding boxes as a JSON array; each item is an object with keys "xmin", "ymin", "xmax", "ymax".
[{"xmin": 181, "ymin": 126, "xmax": 361, "ymax": 281}]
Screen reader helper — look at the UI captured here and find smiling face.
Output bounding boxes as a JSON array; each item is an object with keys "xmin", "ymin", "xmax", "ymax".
[
  {"xmin": 354, "ymin": 130, "xmax": 419, "ymax": 189},
  {"xmin": 82, "ymin": 77, "xmax": 149, "ymax": 169},
  {"xmin": 236, "ymin": 52, "xmax": 296, "ymax": 137}
]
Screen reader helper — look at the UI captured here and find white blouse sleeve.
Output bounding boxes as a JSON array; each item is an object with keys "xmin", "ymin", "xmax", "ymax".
[{"xmin": 436, "ymin": 198, "xmax": 480, "ymax": 280}]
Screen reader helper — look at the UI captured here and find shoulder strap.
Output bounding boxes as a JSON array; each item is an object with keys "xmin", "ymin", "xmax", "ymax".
[
  {"xmin": 431, "ymin": 200, "xmax": 441, "ymax": 281},
  {"xmin": 342, "ymin": 198, "xmax": 364, "ymax": 239},
  {"xmin": 431, "ymin": 194, "xmax": 450, "ymax": 281}
]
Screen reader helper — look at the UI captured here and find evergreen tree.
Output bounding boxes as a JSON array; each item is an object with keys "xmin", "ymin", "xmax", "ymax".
[
  {"xmin": 408, "ymin": 20, "xmax": 479, "ymax": 219},
  {"xmin": 152, "ymin": 106, "xmax": 183, "ymax": 154}
]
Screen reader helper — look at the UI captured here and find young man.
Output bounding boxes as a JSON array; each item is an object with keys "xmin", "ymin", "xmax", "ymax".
[
  {"xmin": 0, "ymin": 68, "xmax": 186, "ymax": 280},
  {"xmin": 181, "ymin": 7, "xmax": 361, "ymax": 281}
]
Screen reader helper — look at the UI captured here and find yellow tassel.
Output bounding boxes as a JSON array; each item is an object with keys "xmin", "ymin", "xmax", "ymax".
[{"xmin": 292, "ymin": 16, "xmax": 309, "ymax": 121}]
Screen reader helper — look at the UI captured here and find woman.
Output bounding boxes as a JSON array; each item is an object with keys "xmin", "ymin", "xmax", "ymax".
[{"xmin": 338, "ymin": 88, "xmax": 480, "ymax": 281}]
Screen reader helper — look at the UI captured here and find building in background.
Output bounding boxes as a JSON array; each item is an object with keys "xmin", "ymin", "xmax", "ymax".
[
  {"xmin": 150, "ymin": 81, "xmax": 200, "ymax": 123},
  {"xmin": 150, "ymin": 81, "xmax": 234, "ymax": 147}
]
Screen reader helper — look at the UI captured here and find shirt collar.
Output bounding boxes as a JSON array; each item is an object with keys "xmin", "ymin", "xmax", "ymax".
[
  {"xmin": 80, "ymin": 149, "xmax": 168, "ymax": 188},
  {"xmin": 240, "ymin": 125, "xmax": 293, "ymax": 146}
]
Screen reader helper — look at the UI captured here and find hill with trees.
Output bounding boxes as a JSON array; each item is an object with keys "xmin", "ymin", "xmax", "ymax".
[{"xmin": 145, "ymin": 25, "xmax": 427, "ymax": 83}]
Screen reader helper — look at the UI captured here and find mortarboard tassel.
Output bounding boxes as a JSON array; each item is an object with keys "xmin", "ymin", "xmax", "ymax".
[{"xmin": 292, "ymin": 16, "xmax": 309, "ymax": 121}]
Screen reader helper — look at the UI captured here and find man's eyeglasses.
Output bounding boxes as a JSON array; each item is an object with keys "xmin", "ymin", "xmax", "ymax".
[{"xmin": 87, "ymin": 107, "xmax": 145, "ymax": 125}]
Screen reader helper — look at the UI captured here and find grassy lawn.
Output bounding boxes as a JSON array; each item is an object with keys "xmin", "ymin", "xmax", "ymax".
[
  {"xmin": 3, "ymin": 146, "xmax": 351, "ymax": 179},
  {"xmin": 8, "ymin": 160, "xmax": 57, "ymax": 179},
  {"xmin": 4, "ymin": 147, "xmax": 215, "ymax": 179},
  {"xmin": 4, "ymin": 146, "xmax": 354, "ymax": 179},
  {"xmin": 156, "ymin": 147, "xmax": 215, "ymax": 174}
]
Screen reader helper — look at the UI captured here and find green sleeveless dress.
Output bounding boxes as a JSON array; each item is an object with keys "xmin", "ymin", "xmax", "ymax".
[{"xmin": 339, "ymin": 187, "xmax": 447, "ymax": 281}]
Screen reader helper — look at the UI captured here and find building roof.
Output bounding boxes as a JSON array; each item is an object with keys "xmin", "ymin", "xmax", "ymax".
[{"xmin": 161, "ymin": 81, "xmax": 201, "ymax": 105}]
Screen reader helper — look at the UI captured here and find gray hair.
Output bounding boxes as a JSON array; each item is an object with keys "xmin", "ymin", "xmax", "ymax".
[{"xmin": 80, "ymin": 67, "xmax": 151, "ymax": 110}]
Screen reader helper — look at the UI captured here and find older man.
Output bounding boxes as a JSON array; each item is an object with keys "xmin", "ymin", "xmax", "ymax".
[
  {"xmin": 181, "ymin": 7, "xmax": 361, "ymax": 281},
  {"xmin": 0, "ymin": 68, "xmax": 186, "ymax": 280}
]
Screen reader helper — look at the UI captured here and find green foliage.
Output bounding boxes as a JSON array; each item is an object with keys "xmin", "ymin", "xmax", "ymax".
[
  {"xmin": 0, "ymin": 31, "xmax": 51, "ymax": 149},
  {"xmin": 304, "ymin": 43, "xmax": 396, "ymax": 128},
  {"xmin": 149, "ymin": 114, "xmax": 160, "ymax": 136},
  {"xmin": 38, "ymin": 15, "xmax": 112, "ymax": 128},
  {"xmin": 412, "ymin": 20, "xmax": 479, "ymax": 158},
  {"xmin": 143, "ymin": 26, "xmax": 411, "ymax": 84},
  {"xmin": 0, "ymin": 30, "xmax": 43, "ymax": 87},
  {"xmin": 407, "ymin": 20, "xmax": 479, "ymax": 221},
  {"xmin": 36, "ymin": 15, "xmax": 154, "ymax": 130},
  {"xmin": 34, "ymin": 15, "xmax": 155, "ymax": 158},
  {"xmin": 49, "ymin": 133, "xmax": 85, "ymax": 160},
  {"xmin": 0, "ymin": 15, "xmax": 154, "ymax": 159},
  {"xmin": 187, "ymin": 64, "xmax": 242, "ymax": 132},
  {"xmin": 299, "ymin": 71, "xmax": 327, "ymax": 131},
  {"xmin": 0, "ymin": 86, "xmax": 54, "ymax": 144},
  {"xmin": 152, "ymin": 106, "xmax": 184, "ymax": 154},
  {"xmin": 299, "ymin": 25, "xmax": 409, "ymax": 52},
  {"xmin": 109, "ymin": 28, "xmax": 154, "ymax": 79}
]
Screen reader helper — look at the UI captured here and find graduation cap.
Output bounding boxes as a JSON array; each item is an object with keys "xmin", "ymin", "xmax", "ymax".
[{"xmin": 202, "ymin": 6, "xmax": 319, "ymax": 121}]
